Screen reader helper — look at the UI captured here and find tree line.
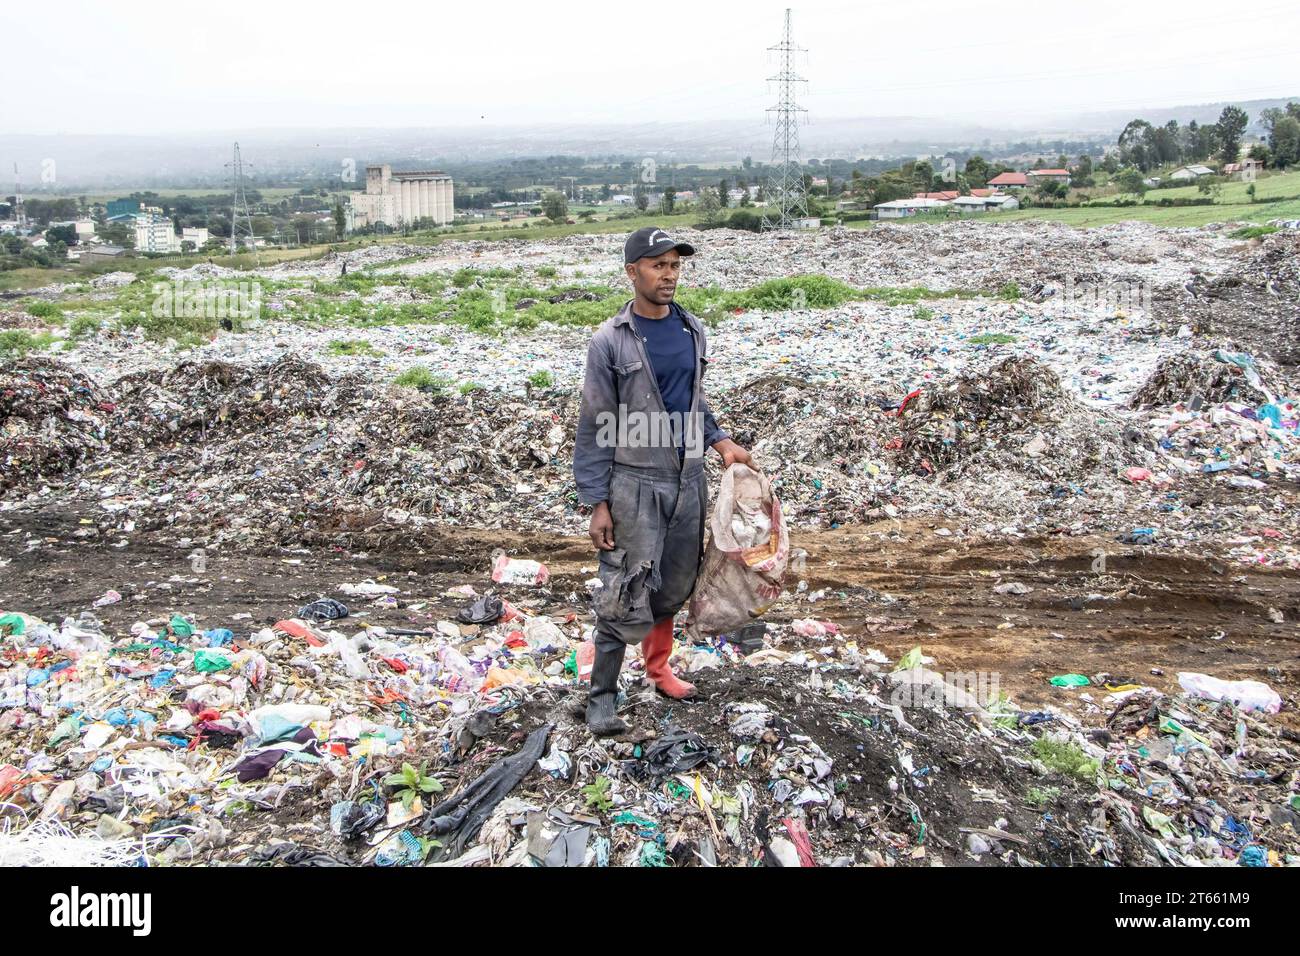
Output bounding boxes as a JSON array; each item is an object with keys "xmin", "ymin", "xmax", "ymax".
[{"xmin": 1116, "ymin": 104, "xmax": 1299, "ymax": 172}]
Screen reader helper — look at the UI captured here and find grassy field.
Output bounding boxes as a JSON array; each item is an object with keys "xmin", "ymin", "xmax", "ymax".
[
  {"xmin": 997, "ymin": 196, "xmax": 1300, "ymax": 227},
  {"xmin": 842, "ymin": 170, "xmax": 1300, "ymax": 229},
  {"xmin": 1128, "ymin": 168, "xmax": 1300, "ymax": 203}
]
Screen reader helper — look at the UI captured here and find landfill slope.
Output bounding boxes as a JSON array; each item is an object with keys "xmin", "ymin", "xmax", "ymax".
[{"xmin": 1, "ymin": 221, "xmax": 1299, "ymax": 868}]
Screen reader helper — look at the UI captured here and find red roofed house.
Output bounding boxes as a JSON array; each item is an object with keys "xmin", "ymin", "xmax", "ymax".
[
  {"xmin": 987, "ymin": 171, "xmax": 1028, "ymax": 189},
  {"xmin": 1026, "ymin": 168, "xmax": 1071, "ymax": 184},
  {"xmin": 914, "ymin": 191, "xmax": 960, "ymax": 201},
  {"xmin": 970, "ymin": 188, "xmax": 996, "ymax": 198}
]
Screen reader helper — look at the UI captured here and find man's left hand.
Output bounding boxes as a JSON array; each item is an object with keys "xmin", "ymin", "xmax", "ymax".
[{"xmin": 712, "ymin": 438, "xmax": 752, "ymax": 469}]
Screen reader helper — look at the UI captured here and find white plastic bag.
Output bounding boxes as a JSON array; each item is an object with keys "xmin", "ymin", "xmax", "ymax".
[
  {"xmin": 686, "ymin": 464, "xmax": 789, "ymax": 638},
  {"xmin": 1177, "ymin": 672, "xmax": 1281, "ymax": 713},
  {"xmin": 331, "ymin": 632, "xmax": 372, "ymax": 680}
]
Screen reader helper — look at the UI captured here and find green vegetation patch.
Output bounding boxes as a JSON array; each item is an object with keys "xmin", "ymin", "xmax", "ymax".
[
  {"xmin": 1031, "ymin": 738, "xmax": 1100, "ymax": 780},
  {"xmin": 0, "ymin": 330, "xmax": 58, "ymax": 357},
  {"xmin": 328, "ymin": 339, "xmax": 381, "ymax": 357}
]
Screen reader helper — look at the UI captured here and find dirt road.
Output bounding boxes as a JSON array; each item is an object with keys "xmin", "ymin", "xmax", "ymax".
[{"xmin": 5, "ymin": 507, "xmax": 1295, "ymax": 723}]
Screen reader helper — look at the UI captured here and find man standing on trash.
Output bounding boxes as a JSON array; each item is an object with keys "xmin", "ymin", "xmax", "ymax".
[{"xmin": 573, "ymin": 226, "xmax": 751, "ymax": 736}]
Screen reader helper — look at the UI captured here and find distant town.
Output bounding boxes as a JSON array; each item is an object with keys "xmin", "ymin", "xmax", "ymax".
[{"xmin": 1, "ymin": 100, "xmax": 1297, "ymax": 276}]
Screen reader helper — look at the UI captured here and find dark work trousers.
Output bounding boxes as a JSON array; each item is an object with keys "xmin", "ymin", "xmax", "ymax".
[{"xmin": 592, "ymin": 460, "xmax": 707, "ymax": 656}]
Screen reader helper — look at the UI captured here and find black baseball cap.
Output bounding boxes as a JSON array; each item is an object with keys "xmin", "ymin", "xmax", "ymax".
[{"xmin": 624, "ymin": 226, "xmax": 695, "ymax": 264}]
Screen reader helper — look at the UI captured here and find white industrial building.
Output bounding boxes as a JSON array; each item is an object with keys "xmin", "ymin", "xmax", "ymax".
[
  {"xmin": 133, "ymin": 212, "xmax": 180, "ymax": 253},
  {"xmin": 347, "ymin": 164, "xmax": 454, "ymax": 230},
  {"xmin": 107, "ymin": 204, "xmax": 180, "ymax": 253},
  {"xmin": 182, "ymin": 226, "xmax": 210, "ymax": 248}
]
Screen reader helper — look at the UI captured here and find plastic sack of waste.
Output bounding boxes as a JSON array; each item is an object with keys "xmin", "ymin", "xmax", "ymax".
[
  {"xmin": 686, "ymin": 464, "xmax": 789, "ymax": 638},
  {"xmin": 1177, "ymin": 672, "xmax": 1281, "ymax": 714},
  {"xmin": 491, "ymin": 551, "xmax": 550, "ymax": 587}
]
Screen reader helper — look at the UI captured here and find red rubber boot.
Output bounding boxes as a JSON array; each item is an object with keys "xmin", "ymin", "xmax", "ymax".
[{"xmin": 641, "ymin": 619, "xmax": 697, "ymax": 699}]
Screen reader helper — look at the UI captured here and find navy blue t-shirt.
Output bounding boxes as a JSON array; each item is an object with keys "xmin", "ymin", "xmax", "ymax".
[{"xmin": 633, "ymin": 305, "xmax": 695, "ymax": 421}]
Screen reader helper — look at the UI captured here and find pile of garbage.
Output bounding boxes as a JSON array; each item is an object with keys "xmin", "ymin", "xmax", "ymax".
[
  {"xmin": 154, "ymin": 263, "xmax": 241, "ymax": 282},
  {"xmin": 1159, "ymin": 230, "xmax": 1300, "ymax": 368},
  {"xmin": 1130, "ymin": 350, "xmax": 1282, "ymax": 409},
  {"xmin": 899, "ymin": 356, "xmax": 1142, "ymax": 481},
  {"xmin": 89, "ymin": 272, "xmax": 137, "ymax": 291},
  {"xmin": 25, "ymin": 355, "xmax": 582, "ymax": 546},
  {"xmin": 5, "ymin": 343, "xmax": 1300, "ymax": 563},
  {"xmin": 108, "ymin": 357, "xmax": 340, "ymax": 451},
  {"xmin": 1122, "ymin": 350, "xmax": 1300, "ymax": 499},
  {"xmin": 2, "ymin": 581, "xmax": 1295, "ymax": 867},
  {"xmin": 0, "ymin": 358, "xmax": 111, "ymax": 491},
  {"xmin": 356, "ymin": 219, "xmax": 1244, "ymax": 299}
]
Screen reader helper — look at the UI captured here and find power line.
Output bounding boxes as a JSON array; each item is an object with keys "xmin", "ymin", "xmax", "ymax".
[
  {"xmin": 13, "ymin": 163, "xmax": 26, "ymax": 229},
  {"xmin": 762, "ymin": 8, "xmax": 810, "ymax": 231},
  {"xmin": 224, "ymin": 142, "xmax": 258, "ymax": 262}
]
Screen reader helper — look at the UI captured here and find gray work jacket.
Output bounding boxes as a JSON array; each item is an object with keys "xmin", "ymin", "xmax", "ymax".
[{"xmin": 573, "ymin": 300, "xmax": 728, "ymax": 505}]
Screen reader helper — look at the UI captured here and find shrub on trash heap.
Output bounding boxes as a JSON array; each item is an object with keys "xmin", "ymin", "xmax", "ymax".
[
  {"xmin": 394, "ymin": 366, "xmax": 451, "ymax": 392},
  {"xmin": 1026, "ymin": 785, "xmax": 1061, "ymax": 807},
  {"xmin": 678, "ymin": 275, "xmax": 861, "ymax": 320},
  {"xmin": 527, "ymin": 370, "xmax": 554, "ymax": 390},
  {"xmin": 25, "ymin": 301, "xmax": 61, "ymax": 319},
  {"xmin": 968, "ymin": 332, "xmax": 1016, "ymax": 345},
  {"xmin": 328, "ymin": 339, "xmax": 381, "ymax": 357},
  {"xmin": 1230, "ymin": 225, "xmax": 1278, "ymax": 240},
  {"xmin": 581, "ymin": 775, "xmax": 614, "ymax": 812},
  {"xmin": 383, "ymin": 761, "xmax": 442, "ymax": 810},
  {"xmin": 0, "ymin": 330, "xmax": 57, "ymax": 357},
  {"xmin": 68, "ymin": 315, "xmax": 101, "ymax": 340},
  {"xmin": 1031, "ymin": 738, "xmax": 1100, "ymax": 781}
]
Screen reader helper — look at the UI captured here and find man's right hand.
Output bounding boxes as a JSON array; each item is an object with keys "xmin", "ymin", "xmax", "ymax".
[{"xmin": 588, "ymin": 501, "xmax": 615, "ymax": 550}]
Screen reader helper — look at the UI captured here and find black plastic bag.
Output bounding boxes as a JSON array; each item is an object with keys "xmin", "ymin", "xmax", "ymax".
[{"xmin": 456, "ymin": 593, "xmax": 504, "ymax": 625}]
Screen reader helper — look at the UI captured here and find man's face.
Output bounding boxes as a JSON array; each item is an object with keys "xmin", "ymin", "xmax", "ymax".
[{"xmin": 625, "ymin": 251, "xmax": 683, "ymax": 305}]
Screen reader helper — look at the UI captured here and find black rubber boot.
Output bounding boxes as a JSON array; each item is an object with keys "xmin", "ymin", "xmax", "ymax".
[{"xmin": 586, "ymin": 639, "xmax": 630, "ymax": 737}]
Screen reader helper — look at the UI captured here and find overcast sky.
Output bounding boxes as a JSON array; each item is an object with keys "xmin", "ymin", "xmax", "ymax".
[{"xmin": 7, "ymin": 0, "xmax": 1298, "ymax": 135}]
